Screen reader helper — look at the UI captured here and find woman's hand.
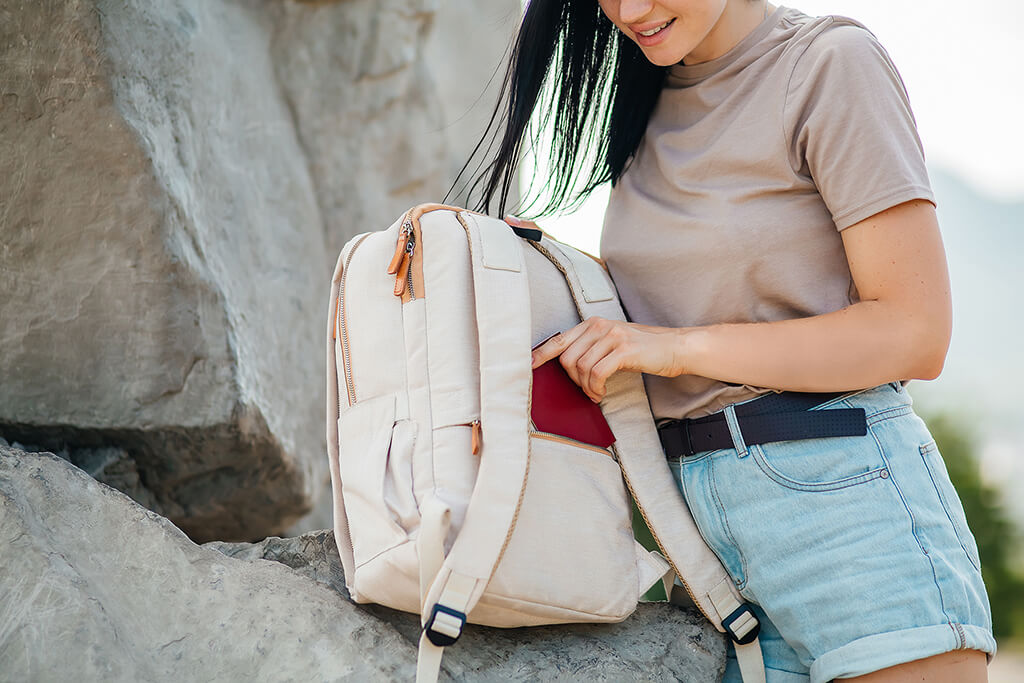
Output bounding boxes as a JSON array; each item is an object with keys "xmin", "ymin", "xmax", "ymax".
[
  {"xmin": 531, "ymin": 318, "xmax": 687, "ymax": 403},
  {"xmin": 504, "ymin": 215, "xmax": 540, "ymax": 231}
]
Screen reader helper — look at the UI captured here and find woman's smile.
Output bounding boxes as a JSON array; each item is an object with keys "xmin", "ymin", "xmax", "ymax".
[{"xmin": 633, "ymin": 17, "xmax": 677, "ymax": 46}]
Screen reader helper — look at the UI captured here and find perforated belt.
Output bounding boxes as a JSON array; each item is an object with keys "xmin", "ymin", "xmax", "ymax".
[{"xmin": 657, "ymin": 390, "xmax": 868, "ymax": 459}]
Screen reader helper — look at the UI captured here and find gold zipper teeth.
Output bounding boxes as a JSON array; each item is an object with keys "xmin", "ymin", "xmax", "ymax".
[
  {"xmin": 339, "ymin": 233, "xmax": 372, "ymax": 407},
  {"xmin": 399, "ymin": 211, "xmax": 417, "ymax": 301},
  {"xmin": 406, "ymin": 239, "xmax": 416, "ymax": 301},
  {"xmin": 528, "ymin": 239, "xmax": 710, "ymax": 622}
]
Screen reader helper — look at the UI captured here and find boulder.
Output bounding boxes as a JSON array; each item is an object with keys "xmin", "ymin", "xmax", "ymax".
[
  {"xmin": 0, "ymin": 442, "xmax": 727, "ymax": 681},
  {"xmin": 0, "ymin": 0, "xmax": 520, "ymax": 541}
]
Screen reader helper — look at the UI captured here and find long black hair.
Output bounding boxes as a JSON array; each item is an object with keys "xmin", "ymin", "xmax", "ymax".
[{"xmin": 445, "ymin": 0, "xmax": 667, "ymax": 220}]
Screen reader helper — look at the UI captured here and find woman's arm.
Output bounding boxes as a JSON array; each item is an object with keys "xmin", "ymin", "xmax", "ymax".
[
  {"xmin": 527, "ymin": 198, "xmax": 952, "ymax": 402},
  {"xmin": 678, "ymin": 199, "xmax": 951, "ymax": 389}
]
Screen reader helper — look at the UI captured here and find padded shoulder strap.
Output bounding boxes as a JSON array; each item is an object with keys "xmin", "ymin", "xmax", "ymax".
[
  {"xmin": 536, "ymin": 236, "xmax": 766, "ymax": 682},
  {"xmin": 531, "ymin": 236, "xmax": 745, "ymax": 630},
  {"xmin": 417, "ymin": 211, "xmax": 533, "ymax": 679}
]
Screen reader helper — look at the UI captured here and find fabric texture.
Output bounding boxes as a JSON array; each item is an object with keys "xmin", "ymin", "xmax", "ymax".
[
  {"xmin": 600, "ymin": 4, "xmax": 935, "ymax": 421},
  {"xmin": 668, "ymin": 383, "xmax": 996, "ymax": 682}
]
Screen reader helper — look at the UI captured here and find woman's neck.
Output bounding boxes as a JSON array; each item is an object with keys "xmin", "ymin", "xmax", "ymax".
[{"xmin": 682, "ymin": 1, "xmax": 774, "ymax": 66}]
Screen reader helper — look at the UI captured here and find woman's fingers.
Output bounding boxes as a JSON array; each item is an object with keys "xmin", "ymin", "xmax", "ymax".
[
  {"xmin": 531, "ymin": 318, "xmax": 623, "ymax": 401},
  {"xmin": 531, "ymin": 327, "xmax": 581, "ymax": 368},
  {"xmin": 532, "ymin": 318, "xmax": 684, "ymax": 400},
  {"xmin": 575, "ymin": 334, "xmax": 621, "ymax": 401},
  {"xmin": 504, "ymin": 215, "xmax": 542, "ymax": 232}
]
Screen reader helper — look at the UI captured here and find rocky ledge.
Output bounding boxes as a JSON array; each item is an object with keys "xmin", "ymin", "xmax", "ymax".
[{"xmin": 0, "ymin": 443, "xmax": 726, "ymax": 681}]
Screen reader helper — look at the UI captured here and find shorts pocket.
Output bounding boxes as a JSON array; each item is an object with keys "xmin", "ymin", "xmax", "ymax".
[
  {"xmin": 750, "ymin": 433, "xmax": 889, "ymax": 492},
  {"xmin": 337, "ymin": 393, "xmax": 411, "ymax": 568},
  {"xmin": 919, "ymin": 439, "xmax": 982, "ymax": 571}
]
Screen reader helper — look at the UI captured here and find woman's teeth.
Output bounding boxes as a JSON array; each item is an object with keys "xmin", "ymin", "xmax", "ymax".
[{"xmin": 639, "ymin": 19, "xmax": 674, "ymax": 37}]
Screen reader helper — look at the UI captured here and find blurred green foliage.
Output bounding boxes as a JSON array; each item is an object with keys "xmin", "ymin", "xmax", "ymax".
[{"xmin": 926, "ymin": 413, "xmax": 1024, "ymax": 639}]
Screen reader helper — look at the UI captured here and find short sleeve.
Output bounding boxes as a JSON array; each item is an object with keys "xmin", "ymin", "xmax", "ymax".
[{"xmin": 784, "ymin": 19, "xmax": 935, "ymax": 231}]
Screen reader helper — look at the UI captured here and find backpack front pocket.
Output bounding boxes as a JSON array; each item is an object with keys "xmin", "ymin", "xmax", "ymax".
[
  {"xmin": 481, "ymin": 432, "xmax": 639, "ymax": 622},
  {"xmin": 337, "ymin": 393, "xmax": 410, "ymax": 568}
]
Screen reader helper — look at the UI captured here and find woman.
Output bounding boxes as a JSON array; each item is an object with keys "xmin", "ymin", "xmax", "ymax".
[{"xmin": 458, "ymin": 1, "xmax": 997, "ymax": 681}]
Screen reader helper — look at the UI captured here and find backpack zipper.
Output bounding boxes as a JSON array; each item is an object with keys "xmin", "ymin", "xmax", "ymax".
[
  {"xmin": 529, "ymin": 430, "xmax": 615, "ymax": 458},
  {"xmin": 337, "ymin": 233, "xmax": 372, "ymax": 407},
  {"xmin": 388, "ymin": 213, "xmax": 417, "ymax": 301},
  {"xmin": 528, "ymin": 240, "xmax": 711, "ymax": 623},
  {"xmin": 452, "ymin": 420, "xmax": 481, "ymax": 454}
]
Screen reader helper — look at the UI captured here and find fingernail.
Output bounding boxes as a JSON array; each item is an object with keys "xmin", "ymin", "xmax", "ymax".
[{"xmin": 505, "ymin": 215, "xmax": 521, "ymax": 225}]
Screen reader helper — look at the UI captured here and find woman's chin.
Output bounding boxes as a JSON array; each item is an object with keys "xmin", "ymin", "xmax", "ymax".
[
  {"xmin": 635, "ymin": 38, "xmax": 695, "ymax": 68},
  {"xmin": 640, "ymin": 48, "xmax": 689, "ymax": 68}
]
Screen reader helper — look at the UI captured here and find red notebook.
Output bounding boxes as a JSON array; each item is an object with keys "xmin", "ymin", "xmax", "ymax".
[{"xmin": 530, "ymin": 345, "xmax": 616, "ymax": 449}]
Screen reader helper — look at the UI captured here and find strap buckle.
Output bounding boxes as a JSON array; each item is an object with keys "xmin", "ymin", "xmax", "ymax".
[
  {"xmin": 721, "ymin": 603, "xmax": 761, "ymax": 645},
  {"xmin": 423, "ymin": 604, "xmax": 467, "ymax": 647}
]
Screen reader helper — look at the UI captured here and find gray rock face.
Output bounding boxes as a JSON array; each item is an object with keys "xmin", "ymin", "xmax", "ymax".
[
  {"xmin": 0, "ymin": 0, "xmax": 520, "ymax": 541},
  {"xmin": 0, "ymin": 444, "xmax": 726, "ymax": 681}
]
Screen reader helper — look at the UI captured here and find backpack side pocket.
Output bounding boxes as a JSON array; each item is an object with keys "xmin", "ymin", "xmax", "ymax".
[{"xmin": 337, "ymin": 393, "xmax": 409, "ymax": 568}]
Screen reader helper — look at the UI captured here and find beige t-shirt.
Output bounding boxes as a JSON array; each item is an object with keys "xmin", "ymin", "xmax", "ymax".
[{"xmin": 600, "ymin": 4, "xmax": 935, "ymax": 420}]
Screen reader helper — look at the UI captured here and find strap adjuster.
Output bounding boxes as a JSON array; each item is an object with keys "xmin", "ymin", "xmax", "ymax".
[
  {"xmin": 423, "ymin": 604, "xmax": 467, "ymax": 647},
  {"xmin": 721, "ymin": 603, "xmax": 761, "ymax": 645}
]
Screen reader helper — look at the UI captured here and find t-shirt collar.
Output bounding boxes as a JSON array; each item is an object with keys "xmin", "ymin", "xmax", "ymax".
[{"xmin": 667, "ymin": 4, "xmax": 790, "ymax": 85}]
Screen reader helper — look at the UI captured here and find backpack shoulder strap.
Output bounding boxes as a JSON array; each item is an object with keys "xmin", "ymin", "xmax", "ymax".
[
  {"xmin": 533, "ymin": 236, "xmax": 765, "ymax": 683},
  {"xmin": 416, "ymin": 210, "xmax": 533, "ymax": 682}
]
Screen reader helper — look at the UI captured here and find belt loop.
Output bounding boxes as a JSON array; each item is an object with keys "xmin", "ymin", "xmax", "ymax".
[{"xmin": 723, "ymin": 404, "xmax": 749, "ymax": 458}]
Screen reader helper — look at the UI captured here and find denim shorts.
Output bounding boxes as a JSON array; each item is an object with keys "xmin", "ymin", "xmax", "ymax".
[{"xmin": 667, "ymin": 382, "xmax": 996, "ymax": 682}]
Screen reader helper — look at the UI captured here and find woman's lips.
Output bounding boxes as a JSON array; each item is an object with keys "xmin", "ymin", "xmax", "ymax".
[{"xmin": 635, "ymin": 17, "xmax": 676, "ymax": 47}]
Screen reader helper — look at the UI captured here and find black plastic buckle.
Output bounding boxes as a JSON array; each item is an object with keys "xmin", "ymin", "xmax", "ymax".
[
  {"xmin": 423, "ymin": 604, "xmax": 467, "ymax": 647},
  {"xmin": 721, "ymin": 603, "xmax": 761, "ymax": 645},
  {"xmin": 509, "ymin": 225, "xmax": 542, "ymax": 242}
]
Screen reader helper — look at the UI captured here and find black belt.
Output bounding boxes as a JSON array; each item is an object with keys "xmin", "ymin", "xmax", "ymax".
[{"xmin": 657, "ymin": 390, "xmax": 867, "ymax": 459}]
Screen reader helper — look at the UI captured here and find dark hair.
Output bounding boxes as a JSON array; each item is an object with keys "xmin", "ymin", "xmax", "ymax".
[{"xmin": 445, "ymin": 0, "xmax": 667, "ymax": 220}]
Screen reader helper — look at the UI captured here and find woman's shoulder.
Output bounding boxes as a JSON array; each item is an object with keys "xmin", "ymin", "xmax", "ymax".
[{"xmin": 780, "ymin": 8, "xmax": 891, "ymax": 76}]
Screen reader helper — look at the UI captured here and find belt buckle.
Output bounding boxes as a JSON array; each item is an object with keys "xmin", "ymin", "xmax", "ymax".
[
  {"xmin": 681, "ymin": 420, "xmax": 695, "ymax": 457},
  {"xmin": 658, "ymin": 418, "xmax": 695, "ymax": 459}
]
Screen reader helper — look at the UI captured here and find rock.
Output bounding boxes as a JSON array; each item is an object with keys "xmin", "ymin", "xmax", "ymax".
[
  {"xmin": 0, "ymin": 444, "xmax": 726, "ymax": 681},
  {"xmin": 0, "ymin": 443, "xmax": 416, "ymax": 681},
  {"xmin": 0, "ymin": 0, "xmax": 520, "ymax": 542},
  {"xmin": 423, "ymin": 0, "xmax": 526, "ymax": 213}
]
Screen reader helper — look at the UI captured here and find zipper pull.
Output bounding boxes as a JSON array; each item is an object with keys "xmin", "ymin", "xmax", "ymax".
[
  {"xmin": 471, "ymin": 420, "xmax": 481, "ymax": 455},
  {"xmin": 387, "ymin": 220, "xmax": 414, "ymax": 274},
  {"xmin": 392, "ymin": 240, "xmax": 413, "ymax": 297}
]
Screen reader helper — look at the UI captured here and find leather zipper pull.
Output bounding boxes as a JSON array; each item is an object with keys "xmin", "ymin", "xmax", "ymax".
[
  {"xmin": 393, "ymin": 248, "xmax": 411, "ymax": 297},
  {"xmin": 387, "ymin": 232, "xmax": 409, "ymax": 274},
  {"xmin": 387, "ymin": 219, "xmax": 415, "ymax": 275},
  {"xmin": 471, "ymin": 420, "xmax": 481, "ymax": 455}
]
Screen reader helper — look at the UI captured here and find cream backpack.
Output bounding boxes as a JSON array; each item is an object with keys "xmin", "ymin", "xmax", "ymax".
[{"xmin": 325, "ymin": 204, "xmax": 765, "ymax": 682}]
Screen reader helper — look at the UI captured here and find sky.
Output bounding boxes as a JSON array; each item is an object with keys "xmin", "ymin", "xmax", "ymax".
[
  {"xmin": 793, "ymin": 0, "xmax": 1024, "ymax": 200},
  {"xmin": 519, "ymin": 0, "xmax": 1024, "ymax": 251}
]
